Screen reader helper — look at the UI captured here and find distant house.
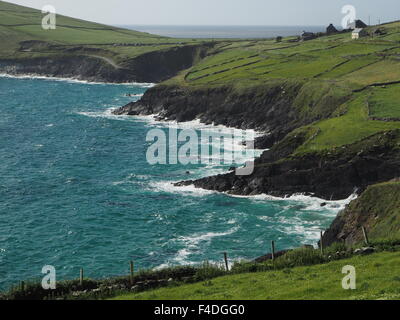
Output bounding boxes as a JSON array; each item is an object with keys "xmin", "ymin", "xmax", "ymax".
[
  {"xmin": 352, "ymin": 28, "xmax": 368, "ymax": 39},
  {"xmin": 326, "ymin": 24, "xmax": 338, "ymax": 35},
  {"xmin": 348, "ymin": 19, "xmax": 368, "ymax": 30},
  {"xmin": 301, "ymin": 31, "xmax": 316, "ymax": 41},
  {"xmin": 374, "ymin": 28, "xmax": 386, "ymax": 36}
]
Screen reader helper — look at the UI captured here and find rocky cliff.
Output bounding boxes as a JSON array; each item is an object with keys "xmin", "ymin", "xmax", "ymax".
[
  {"xmin": 113, "ymin": 80, "xmax": 349, "ymax": 148},
  {"xmin": 0, "ymin": 44, "xmax": 211, "ymax": 83},
  {"xmin": 178, "ymin": 130, "xmax": 400, "ymax": 200}
]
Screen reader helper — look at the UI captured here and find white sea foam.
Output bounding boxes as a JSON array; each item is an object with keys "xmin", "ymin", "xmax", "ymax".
[
  {"xmin": 135, "ymin": 115, "xmax": 265, "ymax": 139},
  {"xmin": 231, "ymin": 192, "xmax": 358, "ymax": 213},
  {"xmin": 0, "ymin": 73, "xmax": 155, "ymax": 87},
  {"xmin": 78, "ymin": 105, "xmax": 266, "ymax": 170},
  {"xmin": 283, "ymin": 224, "xmax": 321, "ymax": 245},
  {"xmin": 273, "ymin": 213, "xmax": 328, "ymax": 246},
  {"xmin": 76, "ymin": 107, "xmax": 158, "ymax": 122},
  {"xmin": 126, "ymin": 93, "xmax": 144, "ymax": 97},
  {"xmin": 156, "ymin": 226, "xmax": 239, "ymax": 268},
  {"xmin": 76, "ymin": 107, "xmax": 133, "ymax": 120},
  {"xmin": 128, "ymin": 113, "xmax": 266, "ymax": 168},
  {"xmin": 149, "ymin": 181, "xmax": 218, "ymax": 197},
  {"xmin": 152, "ymin": 178, "xmax": 357, "ymax": 214},
  {"xmin": 180, "ymin": 227, "xmax": 239, "ymax": 244}
]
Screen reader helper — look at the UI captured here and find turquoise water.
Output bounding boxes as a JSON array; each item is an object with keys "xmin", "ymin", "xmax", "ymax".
[{"xmin": 0, "ymin": 76, "xmax": 350, "ymax": 290}]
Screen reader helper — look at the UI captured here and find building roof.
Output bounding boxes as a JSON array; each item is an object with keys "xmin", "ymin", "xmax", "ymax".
[
  {"xmin": 352, "ymin": 28, "xmax": 364, "ymax": 34},
  {"xmin": 327, "ymin": 24, "xmax": 338, "ymax": 30},
  {"xmin": 348, "ymin": 20, "xmax": 368, "ymax": 29},
  {"xmin": 301, "ymin": 31, "xmax": 315, "ymax": 37}
]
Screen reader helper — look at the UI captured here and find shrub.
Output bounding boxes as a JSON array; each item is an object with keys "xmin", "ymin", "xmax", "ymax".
[
  {"xmin": 193, "ymin": 261, "xmax": 226, "ymax": 281},
  {"xmin": 274, "ymin": 248, "xmax": 324, "ymax": 268}
]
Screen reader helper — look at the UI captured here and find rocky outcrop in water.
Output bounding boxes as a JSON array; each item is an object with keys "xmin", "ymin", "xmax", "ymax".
[{"xmin": 177, "ymin": 130, "xmax": 400, "ymax": 200}]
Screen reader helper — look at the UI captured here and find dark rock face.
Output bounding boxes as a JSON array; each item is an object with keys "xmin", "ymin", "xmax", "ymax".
[
  {"xmin": 122, "ymin": 45, "xmax": 211, "ymax": 83},
  {"xmin": 0, "ymin": 56, "xmax": 133, "ymax": 83},
  {"xmin": 0, "ymin": 44, "xmax": 211, "ymax": 83},
  {"xmin": 113, "ymin": 81, "xmax": 318, "ymax": 149},
  {"xmin": 178, "ymin": 131, "xmax": 400, "ymax": 200}
]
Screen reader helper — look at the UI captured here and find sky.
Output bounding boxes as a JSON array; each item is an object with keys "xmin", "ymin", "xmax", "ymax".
[{"xmin": 5, "ymin": 0, "xmax": 400, "ymax": 26}]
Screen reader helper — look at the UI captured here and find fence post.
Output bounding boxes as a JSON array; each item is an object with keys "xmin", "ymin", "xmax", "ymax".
[
  {"xmin": 320, "ymin": 230, "xmax": 324, "ymax": 256},
  {"xmin": 223, "ymin": 252, "xmax": 229, "ymax": 272},
  {"xmin": 362, "ymin": 226, "xmax": 369, "ymax": 246},
  {"xmin": 271, "ymin": 241, "xmax": 276, "ymax": 262},
  {"xmin": 130, "ymin": 261, "xmax": 134, "ymax": 285},
  {"xmin": 80, "ymin": 268, "xmax": 84, "ymax": 286}
]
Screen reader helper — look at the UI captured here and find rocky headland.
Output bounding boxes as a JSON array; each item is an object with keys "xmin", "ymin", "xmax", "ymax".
[{"xmin": 113, "ymin": 83, "xmax": 400, "ymax": 201}]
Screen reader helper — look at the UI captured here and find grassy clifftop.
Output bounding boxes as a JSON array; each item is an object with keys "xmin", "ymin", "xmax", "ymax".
[
  {"xmin": 0, "ymin": 0, "xmax": 195, "ymax": 60},
  {"xmin": 160, "ymin": 21, "xmax": 400, "ymax": 153},
  {"xmin": 167, "ymin": 21, "xmax": 400, "ymax": 88}
]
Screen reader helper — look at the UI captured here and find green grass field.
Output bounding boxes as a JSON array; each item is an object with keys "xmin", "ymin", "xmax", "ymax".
[
  {"xmin": 161, "ymin": 20, "xmax": 400, "ymax": 153},
  {"xmin": 368, "ymin": 84, "xmax": 400, "ymax": 119},
  {"xmin": 0, "ymin": 0, "xmax": 201, "ymax": 61},
  {"xmin": 111, "ymin": 251, "xmax": 400, "ymax": 300},
  {"xmin": 168, "ymin": 23, "xmax": 400, "ymax": 87},
  {"xmin": 177, "ymin": 19, "xmax": 400, "ymax": 151},
  {"xmin": 297, "ymin": 93, "xmax": 400, "ymax": 152}
]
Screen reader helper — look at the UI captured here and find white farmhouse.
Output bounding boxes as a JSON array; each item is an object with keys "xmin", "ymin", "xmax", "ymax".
[{"xmin": 352, "ymin": 28, "xmax": 367, "ymax": 39}]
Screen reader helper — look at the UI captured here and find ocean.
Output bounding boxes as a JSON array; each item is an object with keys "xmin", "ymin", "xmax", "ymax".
[
  {"xmin": 0, "ymin": 75, "xmax": 353, "ymax": 290},
  {"xmin": 120, "ymin": 25, "xmax": 327, "ymax": 39}
]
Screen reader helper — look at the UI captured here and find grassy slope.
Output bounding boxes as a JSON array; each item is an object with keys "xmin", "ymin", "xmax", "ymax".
[
  {"xmin": 163, "ymin": 22, "xmax": 400, "ymax": 154},
  {"xmin": 112, "ymin": 251, "xmax": 400, "ymax": 300},
  {"xmin": 358, "ymin": 182, "xmax": 400, "ymax": 240},
  {"xmin": 296, "ymin": 93, "xmax": 400, "ymax": 152},
  {"xmin": 0, "ymin": 1, "xmax": 201, "ymax": 63},
  {"xmin": 369, "ymin": 84, "xmax": 400, "ymax": 119},
  {"xmin": 333, "ymin": 181, "xmax": 400, "ymax": 243}
]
